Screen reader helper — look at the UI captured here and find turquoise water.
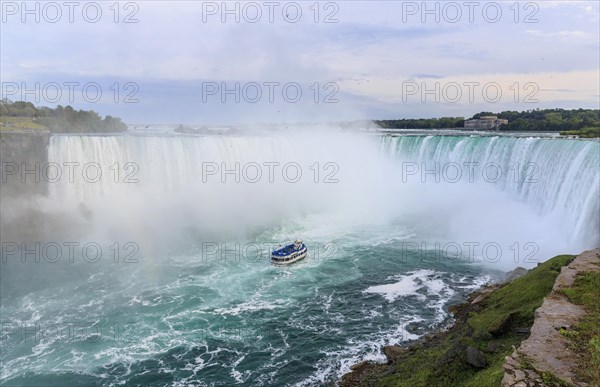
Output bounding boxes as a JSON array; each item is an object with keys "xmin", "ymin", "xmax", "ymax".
[
  {"xmin": 1, "ymin": 238, "xmax": 497, "ymax": 386},
  {"xmin": 1, "ymin": 132, "xmax": 598, "ymax": 385}
]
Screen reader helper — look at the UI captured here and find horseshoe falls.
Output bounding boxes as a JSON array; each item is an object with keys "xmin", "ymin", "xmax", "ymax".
[
  {"xmin": 1, "ymin": 131, "xmax": 598, "ymax": 386},
  {"xmin": 379, "ymin": 135, "xmax": 600, "ymax": 252}
]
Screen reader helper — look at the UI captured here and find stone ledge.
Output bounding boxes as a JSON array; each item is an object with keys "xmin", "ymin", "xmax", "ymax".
[{"xmin": 501, "ymin": 248, "xmax": 600, "ymax": 387}]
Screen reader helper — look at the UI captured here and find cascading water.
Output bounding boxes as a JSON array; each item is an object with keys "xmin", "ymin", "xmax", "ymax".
[
  {"xmin": 2, "ymin": 131, "xmax": 598, "ymax": 386},
  {"xmin": 44, "ymin": 133, "xmax": 401, "ymax": 245},
  {"xmin": 380, "ymin": 135, "xmax": 600, "ymax": 250}
]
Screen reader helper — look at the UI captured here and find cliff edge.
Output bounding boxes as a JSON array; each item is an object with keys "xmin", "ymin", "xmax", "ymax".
[{"xmin": 502, "ymin": 248, "xmax": 600, "ymax": 386}]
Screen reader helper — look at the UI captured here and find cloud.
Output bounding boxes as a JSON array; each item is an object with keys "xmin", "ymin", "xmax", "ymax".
[
  {"xmin": 411, "ymin": 74, "xmax": 446, "ymax": 80},
  {"xmin": 525, "ymin": 30, "xmax": 598, "ymax": 44},
  {"xmin": 1, "ymin": 1, "xmax": 598, "ymax": 122}
]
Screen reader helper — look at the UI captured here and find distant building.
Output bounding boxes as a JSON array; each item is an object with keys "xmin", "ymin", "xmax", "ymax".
[{"xmin": 464, "ymin": 116, "xmax": 508, "ymax": 130}]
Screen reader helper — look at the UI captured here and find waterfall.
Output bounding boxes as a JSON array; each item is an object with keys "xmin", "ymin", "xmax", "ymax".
[
  {"xmin": 46, "ymin": 133, "xmax": 388, "ymax": 243},
  {"xmin": 380, "ymin": 135, "xmax": 600, "ymax": 249},
  {"xmin": 45, "ymin": 133, "xmax": 599, "ymax": 256}
]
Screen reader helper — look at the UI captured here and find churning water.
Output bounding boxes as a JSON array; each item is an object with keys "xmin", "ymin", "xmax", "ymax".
[{"xmin": 1, "ymin": 131, "xmax": 598, "ymax": 385}]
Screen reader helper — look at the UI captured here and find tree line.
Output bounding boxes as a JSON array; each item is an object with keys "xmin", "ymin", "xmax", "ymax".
[
  {"xmin": 0, "ymin": 100, "xmax": 127, "ymax": 133},
  {"xmin": 375, "ymin": 108, "xmax": 599, "ymax": 132},
  {"xmin": 375, "ymin": 117, "xmax": 465, "ymax": 129}
]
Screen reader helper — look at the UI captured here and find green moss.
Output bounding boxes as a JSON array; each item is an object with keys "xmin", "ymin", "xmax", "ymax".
[
  {"xmin": 461, "ymin": 356, "xmax": 506, "ymax": 387},
  {"xmin": 469, "ymin": 255, "xmax": 574, "ymax": 336},
  {"xmin": 540, "ymin": 370, "xmax": 572, "ymax": 386},
  {"xmin": 373, "ymin": 254, "xmax": 575, "ymax": 387}
]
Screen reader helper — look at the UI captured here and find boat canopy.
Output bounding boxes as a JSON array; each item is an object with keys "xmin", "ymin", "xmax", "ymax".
[{"xmin": 272, "ymin": 241, "xmax": 305, "ymax": 257}]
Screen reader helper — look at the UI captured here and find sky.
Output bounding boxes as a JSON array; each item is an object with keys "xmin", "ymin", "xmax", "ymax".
[{"xmin": 1, "ymin": 0, "xmax": 599, "ymax": 124}]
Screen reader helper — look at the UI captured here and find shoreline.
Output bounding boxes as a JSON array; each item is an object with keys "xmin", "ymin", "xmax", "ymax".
[{"xmin": 340, "ymin": 249, "xmax": 600, "ymax": 387}]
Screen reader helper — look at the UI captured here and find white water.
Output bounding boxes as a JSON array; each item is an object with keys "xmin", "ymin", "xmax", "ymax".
[
  {"xmin": 45, "ymin": 132, "xmax": 599, "ymax": 268},
  {"xmin": 381, "ymin": 135, "xmax": 600, "ymax": 254},
  {"xmin": 3, "ymin": 131, "xmax": 599, "ymax": 385}
]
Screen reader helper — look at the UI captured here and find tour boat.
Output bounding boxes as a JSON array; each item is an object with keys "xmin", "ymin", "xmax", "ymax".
[{"xmin": 271, "ymin": 240, "xmax": 307, "ymax": 265}]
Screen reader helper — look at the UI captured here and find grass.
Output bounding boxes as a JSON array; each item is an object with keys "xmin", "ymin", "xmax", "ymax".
[
  {"xmin": 375, "ymin": 254, "xmax": 575, "ymax": 387},
  {"xmin": 559, "ymin": 127, "xmax": 600, "ymax": 138},
  {"xmin": 468, "ymin": 255, "xmax": 574, "ymax": 335},
  {"xmin": 560, "ymin": 271, "xmax": 600, "ymax": 385},
  {"xmin": 0, "ymin": 116, "xmax": 49, "ymax": 131}
]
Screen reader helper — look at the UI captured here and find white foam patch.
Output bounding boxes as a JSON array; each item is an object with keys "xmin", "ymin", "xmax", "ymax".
[
  {"xmin": 295, "ymin": 270, "xmax": 494, "ymax": 386},
  {"xmin": 456, "ymin": 274, "xmax": 493, "ymax": 290},
  {"xmin": 212, "ymin": 298, "xmax": 290, "ymax": 316},
  {"xmin": 295, "ymin": 316, "xmax": 424, "ymax": 387},
  {"xmin": 363, "ymin": 269, "xmax": 435, "ymax": 302}
]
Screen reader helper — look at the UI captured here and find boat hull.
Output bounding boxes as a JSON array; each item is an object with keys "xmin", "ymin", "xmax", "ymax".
[{"xmin": 271, "ymin": 247, "xmax": 307, "ymax": 265}]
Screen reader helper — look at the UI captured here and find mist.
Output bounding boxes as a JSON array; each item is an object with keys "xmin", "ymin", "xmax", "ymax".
[{"xmin": 3, "ymin": 127, "xmax": 596, "ymax": 272}]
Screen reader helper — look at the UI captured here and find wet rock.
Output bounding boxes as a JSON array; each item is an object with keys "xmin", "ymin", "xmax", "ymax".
[
  {"xmin": 351, "ymin": 361, "xmax": 369, "ymax": 371},
  {"xmin": 382, "ymin": 345, "xmax": 407, "ymax": 364},
  {"xmin": 466, "ymin": 346, "xmax": 486, "ymax": 368}
]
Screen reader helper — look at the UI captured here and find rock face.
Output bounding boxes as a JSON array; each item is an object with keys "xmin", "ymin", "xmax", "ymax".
[
  {"xmin": 0, "ymin": 132, "xmax": 52, "ymax": 242},
  {"xmin": 466, "ymin": 346, "xmax": 486, "ymax": 368},
  {"xmin": 351, "ymin": 361, "xmax": 370, "ymax": 371},
  {"xmin": 502, "ymin": 354, "xmax": 544, "ymax": 386},
  {"xmin": 0, "ymin": 132, "xmax": 50, "ymax": 197},
  {"xmin": 339, "ymin": 361, "xmax": 388, "ymax": 387},
  {"xmin": 501, "ymin": 248, "xmax": 600, "ymax": 387},
  {"xmin": 503, "ymin": 267, "xmax": 529, "ymax": 283},
  {"xmin": 382, "ymin": 345, "xmax": 407, "ymax": 364}
]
